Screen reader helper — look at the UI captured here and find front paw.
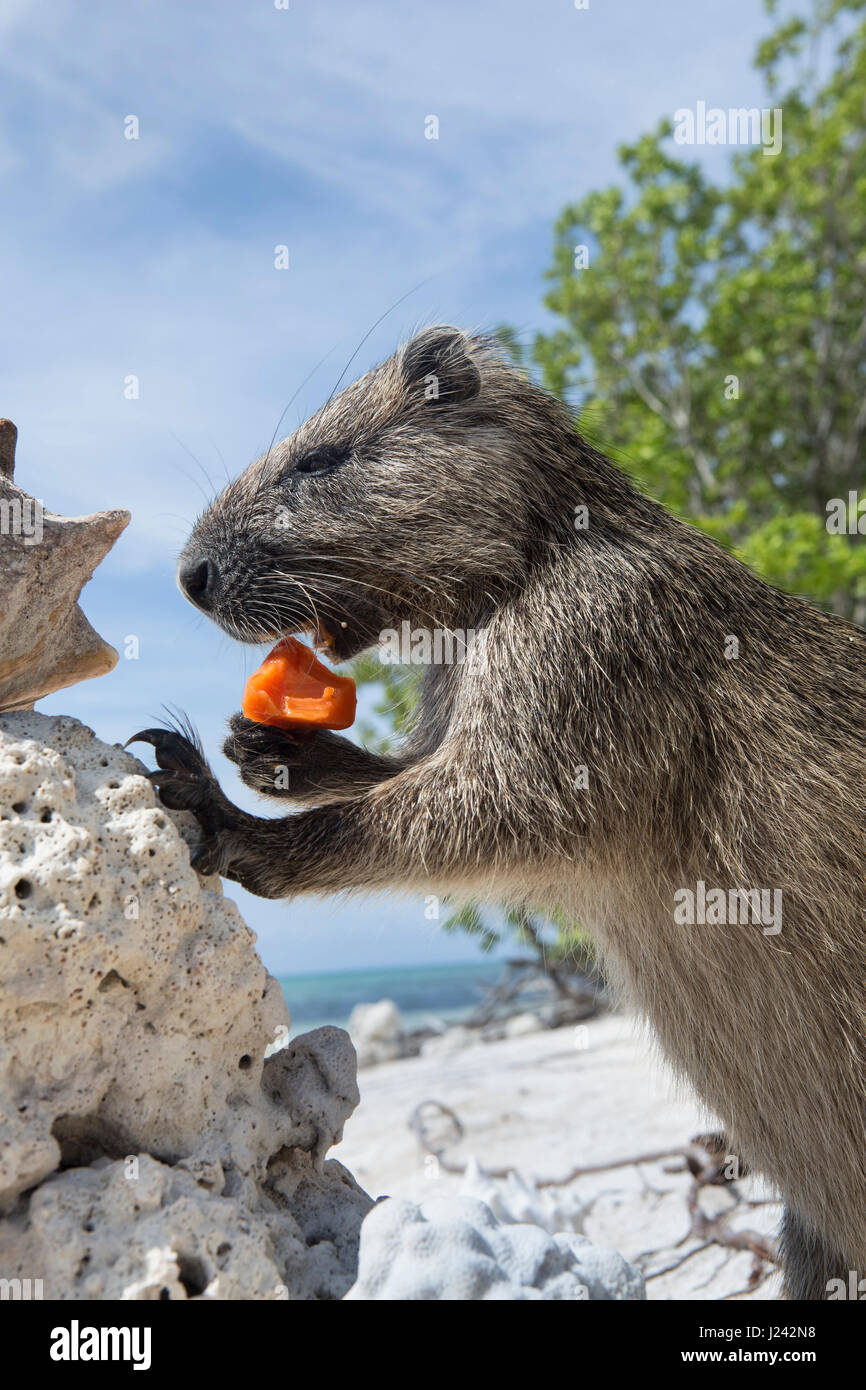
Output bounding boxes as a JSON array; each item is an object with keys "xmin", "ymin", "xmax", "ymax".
[
  {"xmin": 126, "ymin": 726, "xmax": 250, "ymax": 881},
  {"xmin": 223, "ymin": 714, "xmax": 320, "ymax": 798}
]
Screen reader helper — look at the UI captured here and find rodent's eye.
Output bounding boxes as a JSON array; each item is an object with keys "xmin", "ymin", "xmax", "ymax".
[{"xmin": 293, "ymin": 444, "xmax": 350, "ymax": 476}]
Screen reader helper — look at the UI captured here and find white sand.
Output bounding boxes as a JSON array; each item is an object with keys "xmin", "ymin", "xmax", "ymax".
[{"xmin": 333, "ymin": 1011, "xmax": 783, "ymax": 1300}]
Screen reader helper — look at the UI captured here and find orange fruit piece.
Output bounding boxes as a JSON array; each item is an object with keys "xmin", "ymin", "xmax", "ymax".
[{"xmin": 242, "ymin": 636, "xmax": 357, "ymax": 731}]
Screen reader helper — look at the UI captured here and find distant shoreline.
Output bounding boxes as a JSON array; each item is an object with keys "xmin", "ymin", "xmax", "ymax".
[
  {"xmin": 278, "ymin": 957, "xmax": 506, "ymax": 1037},
  {"xmin": 278, "ymin": 956, "xmax": 501, "ymax": 984}
]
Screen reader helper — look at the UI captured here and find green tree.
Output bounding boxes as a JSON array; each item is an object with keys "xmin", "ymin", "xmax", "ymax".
[{"xmin": 535, "ymin": 0, "xmax": 866, "ymax": 620}]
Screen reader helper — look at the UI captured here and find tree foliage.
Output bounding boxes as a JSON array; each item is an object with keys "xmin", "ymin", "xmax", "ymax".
[{"xmin": 534, "ymin": 0, "xmax": 866, "ymax": 620}]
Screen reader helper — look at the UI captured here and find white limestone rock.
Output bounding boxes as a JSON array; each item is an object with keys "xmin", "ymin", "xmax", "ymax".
[
  {"xmin": 0, "ymin": 711, "xmax": 373, "ymax": 1299},
  {"xmin": 348, "ymin": 998, "xmax": 405, "ymax": 1068},
  {"xmin": 0, "ymin": 1151, "xmax": 372, "ymax": 1301},
  {"xmin": 344, "ymin": 1195, "xmax": 645, "ymax": 1301}
]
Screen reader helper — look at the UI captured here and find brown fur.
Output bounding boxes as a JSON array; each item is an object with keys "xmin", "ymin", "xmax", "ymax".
[{"xmin": 145, "ymin": 326, "xmax": 866, "ymax": 1300}]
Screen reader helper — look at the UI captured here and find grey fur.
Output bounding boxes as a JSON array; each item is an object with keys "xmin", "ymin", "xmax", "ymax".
[{"xmin": 153, "ymin": 325, "xmax": 866, "ymax": 1300}]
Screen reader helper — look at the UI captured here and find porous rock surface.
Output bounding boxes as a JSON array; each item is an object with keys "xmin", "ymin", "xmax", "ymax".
[
  {"xmin": 345, "ymin": 1194, "xmax": 645, "ymax": 1301},
  {"xmin": 0, "ymin": 711, "xmax": 373, "ymax": 1299}
]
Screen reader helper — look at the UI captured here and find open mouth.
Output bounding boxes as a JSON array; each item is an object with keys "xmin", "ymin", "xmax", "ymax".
[
  {"xmin": 297, "ymin": 617, "xmax": 339, "ymax": 661},
  {"xmin": 221, "ymin": 580, "xmax": 382, "ymax": 662},
  {"xmin": 287, "ymin": 602, "xmax": 382, "ymax": 663}
]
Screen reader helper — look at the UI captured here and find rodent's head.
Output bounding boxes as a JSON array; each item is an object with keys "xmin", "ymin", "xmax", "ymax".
[{"xmin": 178, "ymin": 325, "xmax": 562, "ymax": 661}]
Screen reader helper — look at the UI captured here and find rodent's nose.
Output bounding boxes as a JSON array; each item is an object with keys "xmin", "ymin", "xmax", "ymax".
[{"xmin": 178, "ymin": 555, "xmax": 218, "ymax": 611}]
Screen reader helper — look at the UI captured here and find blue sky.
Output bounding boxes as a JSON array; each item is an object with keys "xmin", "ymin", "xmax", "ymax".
[{"xmin": 0, "ymin": 0, "xmax": 776, "ymax": 973}]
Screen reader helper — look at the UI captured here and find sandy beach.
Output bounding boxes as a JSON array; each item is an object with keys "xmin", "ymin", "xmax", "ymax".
[{"xmin": 333, "ymin": 1011, "xmax": 783, "ymax": 1300}]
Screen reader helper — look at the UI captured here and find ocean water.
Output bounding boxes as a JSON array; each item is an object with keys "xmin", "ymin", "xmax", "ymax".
[{"xmin": 277, "ymin": 958, "xmax": 506, "ymax": 1037}]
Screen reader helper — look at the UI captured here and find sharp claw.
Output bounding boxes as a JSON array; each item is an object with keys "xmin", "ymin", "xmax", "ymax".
[
  {"xmin": 126, "ymin": 727, "xmax": 204, "ymax": 775},
  {"xmin": 125, "ymin": 728, "xmax": 164, "ymax": 749}
]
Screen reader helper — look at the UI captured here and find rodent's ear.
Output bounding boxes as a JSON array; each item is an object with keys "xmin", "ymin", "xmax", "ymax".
[{"xmin": 400, "ymin": 326, "xmax": 481, "ymax": 405}]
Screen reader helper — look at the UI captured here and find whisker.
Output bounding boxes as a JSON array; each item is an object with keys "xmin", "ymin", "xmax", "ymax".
[
  {"xmin": 169, "ymin": 431, "xmax": 219, "ymax": 505},
  {"xmin": 206, "ymin": 435, "xmax": 233, "ymax": 487},
  {"xmin": 322, "ymin": 276, "xmax": 434, "ymax": 409},
  {"xmin": 265, "ymin": 572, "xmax": 488, "ymax": 648},
  {"xmin": 248, "ymin": 345, "xmax": 339, "ymax": 520}
]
